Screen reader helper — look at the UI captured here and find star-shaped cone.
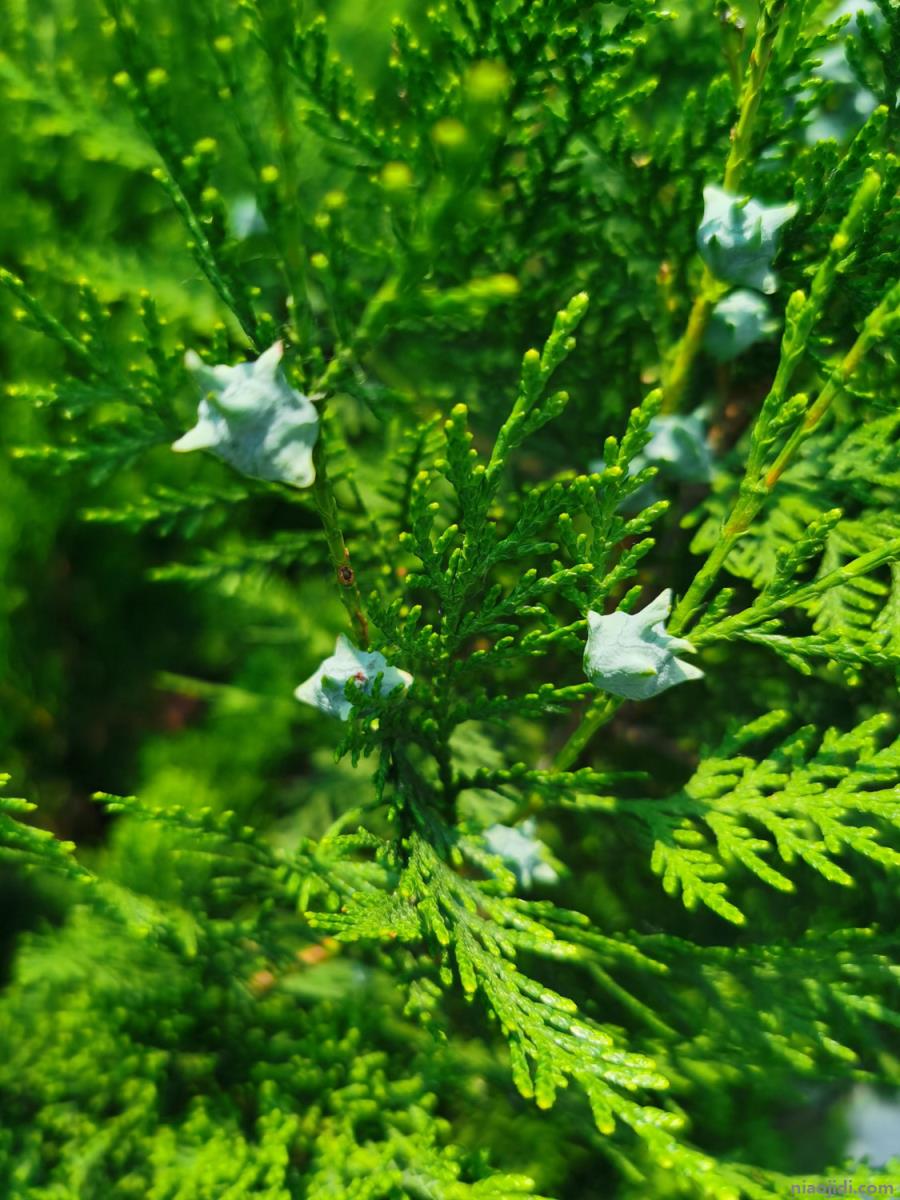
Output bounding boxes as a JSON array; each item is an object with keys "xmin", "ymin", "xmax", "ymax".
[
  {"xmin": 706, "ymin": 289, "xmax": 779, "ymax": 361},
  {"xmin": 294, "ymin": 635, "xmax": 413, "ymax": 721},
  {"xmin": 589, "ymin": 414, "xmax": 712, "ymax": 514},
  {"xmin": 483, "ymin": 819, "xmax": 559, "ymax": 890},
  {"xmin": 173, "ymin": 341, "xmax": 319, "ymax": 487},
  {"xmin": 583, "ymin": 589, "xmax": 704, "ymax": 701},
  {"xmin": 629, "ymin": 413, "xmax": 712, "ymax": 485},
  {"xmin": 697, "ymin": 186, "xmax": 797, "ymax": 294}
]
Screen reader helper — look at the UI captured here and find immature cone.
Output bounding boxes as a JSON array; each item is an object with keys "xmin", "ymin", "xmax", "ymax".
[
  {"xmin": 483, "ymin": 820, "xmax": 558, "ymax": 890},
  {"xmin": 294, "ymin": 636, "xmax": 413, "ymax": 721},
  {"xmin": 697, "ymin": 186, "xmax": 797, "ymax": 294},
  {"xmin": 173, "ymin": 341, "xmax": 319, "ymax": 487},
  {"xmin": 627, "ymin": 413, "xmax": 712, "ymax": 484},
  {"xmin": 583, "ymin": 590, "xmax": 704, "ymax": 701},
  {"xmin": 706, "ymin": 290, "xmax": 779, "ymax": 361}
]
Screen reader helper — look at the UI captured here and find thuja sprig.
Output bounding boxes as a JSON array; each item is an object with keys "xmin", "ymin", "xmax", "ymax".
[
  {"xmin": 532, "ymin": 388, "xmax": 672, "ymax": 772},
  {"xmin": 745, "ymin": 169, "xmax": 884, "ymax": 483},
  {"xmin": 663, "ymin": 0, "xmax": 790, "ymax": 412},
  {"xmin": 204, "ymin": 28, "xmax": 316, "ymax": 354},
  {"xmin": 670, "ymin": 169, "xmax": 890, "ymax": 634},
  {"xmin": 694, "ymin": 534, "xmax": 900, "ymax": 647},
  {"xmin": 0, "ymin": 778, "xmax": 90, "ymax": 882},
  {"xmin": 723, "ymin": 0, "xmax": 788, "ymax": 192},
  {"xmin": 103, "ymin": 0, "xmax": 266, "ymax": 348},
  {"xmin": 487, "ymin": 291, "xmax": 590, "ymax": 481},
  {"xmin": 397, "ymin": 292, "xmax": 590, "ymax": 636},
  {"xmin": 310, "ymin": 424, "xmax": 370, "ymax": 649},
  {"xmin": 764, "ymin": 271, "xmax": 900, "ymax": 488},
  {"xmin": 0, "ymin": 268, "xmax": 108, "ymax": 376}
]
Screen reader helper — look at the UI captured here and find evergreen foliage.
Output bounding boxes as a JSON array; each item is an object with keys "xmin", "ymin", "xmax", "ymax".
[{"xmin": 0, "ymin": 0, "xmax": 898, "ymax": 1195}]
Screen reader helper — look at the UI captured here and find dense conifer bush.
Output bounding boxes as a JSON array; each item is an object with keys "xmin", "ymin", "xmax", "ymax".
[{"xmin": 1, "ymin": 0, "xmax": 899, "ymax": 1195}]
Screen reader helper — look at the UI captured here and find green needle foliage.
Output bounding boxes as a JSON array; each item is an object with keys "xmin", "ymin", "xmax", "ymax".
[{"xmin": 1, "ymin": 0, "xmax": 899, "ymax": 1196}]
